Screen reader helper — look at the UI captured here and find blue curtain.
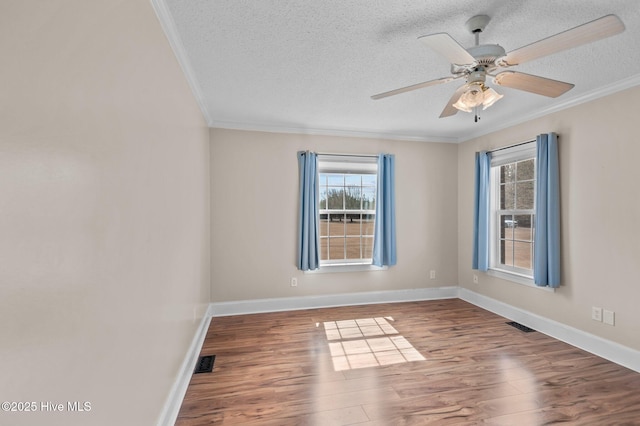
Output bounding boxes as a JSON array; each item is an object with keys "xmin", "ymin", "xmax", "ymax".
[
  {"xmin": 372, "ymin": 154, "xmax": 397, "ymax": 267},
  {"xmin": 472, "ymin": 151, "xmax": 491, "ymax": 271},
  {"xmin": 534, "ymin": 133, "xmax": 561, "ymax": 287},
  {"xmin": 297, "ymin": 151, "xmax": 319, "ymax": 271}
]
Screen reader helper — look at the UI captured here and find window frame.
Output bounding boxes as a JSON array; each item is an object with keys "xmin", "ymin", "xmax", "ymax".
[
  {"xmin": 488, "ymin": 142, "xmax": 536, "ymax": 282},
  {"xmin": 317, "ymin": 155, "xmax": 378, "ymax": 267}
]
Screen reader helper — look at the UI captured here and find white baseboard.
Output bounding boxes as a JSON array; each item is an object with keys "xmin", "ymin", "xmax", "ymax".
[
  {"xmin": 458, "ymin": 287, "xmax": 640, "ymax": 373},
  {"xmin": 156, "ymin": 311, "xmax": 213, "ymax": 426},
  {"xmin": 209, "ymin": 286, "xmax": 459, "ymax": 317}
]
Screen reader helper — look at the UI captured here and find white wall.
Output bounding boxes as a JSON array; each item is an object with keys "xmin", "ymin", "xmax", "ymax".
[
  {"xmin": 458, "ymin": 85, "xmax": 640, "ymax": 352},
  {"xmin": 0, "ymin": 1, "xmax": 210, "ymax": 425},
  {"xmin": 210, "ymin": 128, "xmax": 458, "ymax": 302}
]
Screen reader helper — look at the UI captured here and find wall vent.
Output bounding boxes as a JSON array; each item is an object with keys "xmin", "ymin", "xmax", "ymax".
[
  {"xmin": 506, "ymin": 321, "xmax": 536, "ymax": 333},
  {"xmin": 194, "ymin": 355, "xmax": 216, "ymax": 374}
]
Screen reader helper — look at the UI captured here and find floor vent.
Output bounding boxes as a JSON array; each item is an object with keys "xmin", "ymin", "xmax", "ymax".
[
  {"xmin": 506, "ymin": 321, "xmax": 536, "ymax": 333},
  {"xmin": 194, "ymin": 355, "xmax": 216, "ymax": 374}
]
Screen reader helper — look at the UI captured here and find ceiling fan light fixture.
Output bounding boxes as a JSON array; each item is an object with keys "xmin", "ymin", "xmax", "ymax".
[
  {"xmin": 453, "ymin": 82, "xmax": 502, "ymax": 112},
  {"xmin": 453, "ymin": 82, "xmax": 482, "ymax": 112},
  {"xmin": 453, "ymin": 96, "xmax": 473, "ymax": 112},
  {"xmin": 452, "ymin": 99, "xmax": 472, "ymax": 113},
  {"xmin": 481, "ymin": 87, "xmax": 503, "ymax": 110}
]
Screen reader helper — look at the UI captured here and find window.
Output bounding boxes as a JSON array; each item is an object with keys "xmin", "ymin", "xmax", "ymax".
[
  {"xmin": 474, "ymin": 134, "xmax": 559, "ymax": 288},
  {"xmin": 317, "ymin": 155, "xmax": 377, "ymax": 266},
  {"xmin": 489, "ymin": 142, "xmax": 536, "ymax": 278}
]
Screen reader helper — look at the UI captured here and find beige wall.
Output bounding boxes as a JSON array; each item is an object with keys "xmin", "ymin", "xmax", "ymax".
[
  {"xmin": 458, "ymin": 85, "xmax": 640, "ymax": 351},
  {"xmin": 0, "ymin": 1, "xmax": 210, "ymax": 425},
  {"xmin": 210, "ymin": 128, "xmax": 458, "ymax": 302}
]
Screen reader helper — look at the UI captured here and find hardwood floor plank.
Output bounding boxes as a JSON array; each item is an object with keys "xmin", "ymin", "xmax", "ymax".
[
  {"xmin": 176, "ymin": 299, "xmax": 640, "ymax": 425},
  {"xmin": 307, "ymin": 406, "xmax": 370, "ymax": 425}
]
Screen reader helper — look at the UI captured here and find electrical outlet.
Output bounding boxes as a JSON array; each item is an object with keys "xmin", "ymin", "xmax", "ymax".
[
  {"xmin": 430, "ymin": 270, "xmax": 436, "ymax": 279},
  {"xmin": 592, "ymin": 306, "xmax": 602, "ymax": 322},
  {"xmin": 473, "ymin": 274, "xmax": 479, "ymax": 284},
  {"xmin": 290, "ymin": 277, "xmax": 298, "ymax": 287},
  {"xmin": 603, "ymin": 309, "xmax": 615, "ymax": 326}
]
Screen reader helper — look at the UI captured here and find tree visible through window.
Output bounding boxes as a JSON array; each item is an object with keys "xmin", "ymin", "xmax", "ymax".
[{"xmin": 318, "ymin": 173, "xmax": 376, "ymax": 264}]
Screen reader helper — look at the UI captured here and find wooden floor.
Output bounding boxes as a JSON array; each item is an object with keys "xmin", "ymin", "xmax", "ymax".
[{"xmin": 176, "ymin": 299, "xmax": 640, "ymax": 425}]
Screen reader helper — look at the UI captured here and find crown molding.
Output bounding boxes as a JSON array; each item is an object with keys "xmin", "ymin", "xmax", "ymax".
[
  {"xmin": 209, "ymin": 71, "xmax": 640, "ymax": 143},
  {"xmin": 210, "ymin": 119, "xmax": 461, "ymax": 143},
  {"xmin": 211, "ymin": 73, "xmax": 640, "ymax": 144},
  {"xmin": 150, "ymin": 0, "xmax": 213, "ymax": 126}
]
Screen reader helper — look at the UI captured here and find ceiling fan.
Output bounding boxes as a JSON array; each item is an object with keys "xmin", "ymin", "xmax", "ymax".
[{"xmin": 371, "ymin": 14, "xmax": 625, "ymax": 121}]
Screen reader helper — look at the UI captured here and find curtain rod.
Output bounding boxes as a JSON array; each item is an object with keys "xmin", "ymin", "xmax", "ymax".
[
  {"xmin": 487, "ymin": 138, "xmax": 536, "ymax": 154},
  {"xmin": 316, "ymin": 152, "xmax": 379, "ymax": 158}
]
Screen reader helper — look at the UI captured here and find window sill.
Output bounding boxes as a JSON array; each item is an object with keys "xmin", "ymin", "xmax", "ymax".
[
  {"xmin": 487, "ymin": 268, "xmax": 555, "ymax": 292},
  {"xmin": 305, "ymin": 264, "xmax": 388, "ymax": 274}
]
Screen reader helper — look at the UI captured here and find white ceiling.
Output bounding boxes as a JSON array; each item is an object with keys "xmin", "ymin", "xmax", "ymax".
[{"xmin": 155, "ymin": 0, "xmax": 640, "ymax": 142}]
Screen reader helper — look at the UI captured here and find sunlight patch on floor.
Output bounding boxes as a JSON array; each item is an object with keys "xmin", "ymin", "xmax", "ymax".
[{"xmin": 321, "ymin": 317, "xmax": 425, "ymax": 371}]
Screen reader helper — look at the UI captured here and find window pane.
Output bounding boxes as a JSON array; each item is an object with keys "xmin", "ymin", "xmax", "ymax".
[
  {"xmin": 362, "ymin": 187, "xmax": 375, "ymax": 210},
  {"xmin": 514, "ymin": 241, "xmax": 532, "ymax": 269},
  {"xmin": 514, "ymin": 214, "xmax": 532, "ymax": 241},
  {"xmin": 329, "ymin": 238, "xmax": 345, "ymax": 260},
  {"xmin": 327, "ymin": 189, "xmax": 343, "ymax": 210},
  {"xmin": 362, "ymin": 174, "xmax": 376, "ymax": 186},
  {"xmin": 517, "ymin": 159, "xmax": 535, "ymax": 181},
  {"xmin": 319, "ymin": 215, "xmax": 328, "ymax": 237},
  {"xmin": 516, "ymin": 181, "xmax": 534, "ymax": 210},
  {"xmin": 327, "ymin": 175, "xmax": 343, "ymax": 186},
  {"xmin": 345, "ymin": 187, "xmax": 361, "ymax": 210},
  {"xmin": 500, "ymin": 215, "xmax": 515, "ymax": 239},
  {"xmin": 500, "ymin": 164, "xmax": 516, "ymax": 184},
  {"xmin": 329, "ymin": 215, "xmax": 345, "ymax": 236},
  {"xmin": 345, "ymin": 237, "xmax": 360, "ymax": 259},
  {"xmin": 345, "ymin": 175, "xmax": 361, "ymax": 186},
  {"xmin": 500, "ymin": 183, "xmax": 515, "ymax": 209},
  {"xmin": 345, "ymin": 215, "xmax": 360, "ymax": 236},
  {"xmin": 362, "ymin": 236, "xmax": 374, "ymax": 259},
  {"xmin": 501, "ymin": 239, "xmax": 514, "ymax": 267},
  {"xmin": 320, "ymin": 238, "xmax": 328, "ymax": 261},
  {"xmin": 362, "ymin": 214, "xmax": 375, "ymax": 235},
  {"xmin": 319, "ymin": 188, "xmax": 327, "ymax": 209}
]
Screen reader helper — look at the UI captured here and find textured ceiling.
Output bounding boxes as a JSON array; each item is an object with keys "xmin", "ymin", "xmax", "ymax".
[{"xmin": 157, "ymin": 0, "xmax": 640, "ymax": 142}]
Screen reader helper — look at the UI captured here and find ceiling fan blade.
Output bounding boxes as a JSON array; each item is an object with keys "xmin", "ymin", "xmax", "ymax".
[
  {"xmin": 494, "ymin": 71, "xmax": 574, "ymax": 98},
  {"xmin": 418, "ymin": 33, "xmax": 477, "ymax": 66},
  {"xmin": 501, "ymin": 14, "xmax": 624, "ymax": 66},
  {"xmin": 439, "ymin": 84, "xmax": 468, "ymax": 118},
  {"xmin": 371, "ymin": 76, "xmax": 454, "ymax": 100}
]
